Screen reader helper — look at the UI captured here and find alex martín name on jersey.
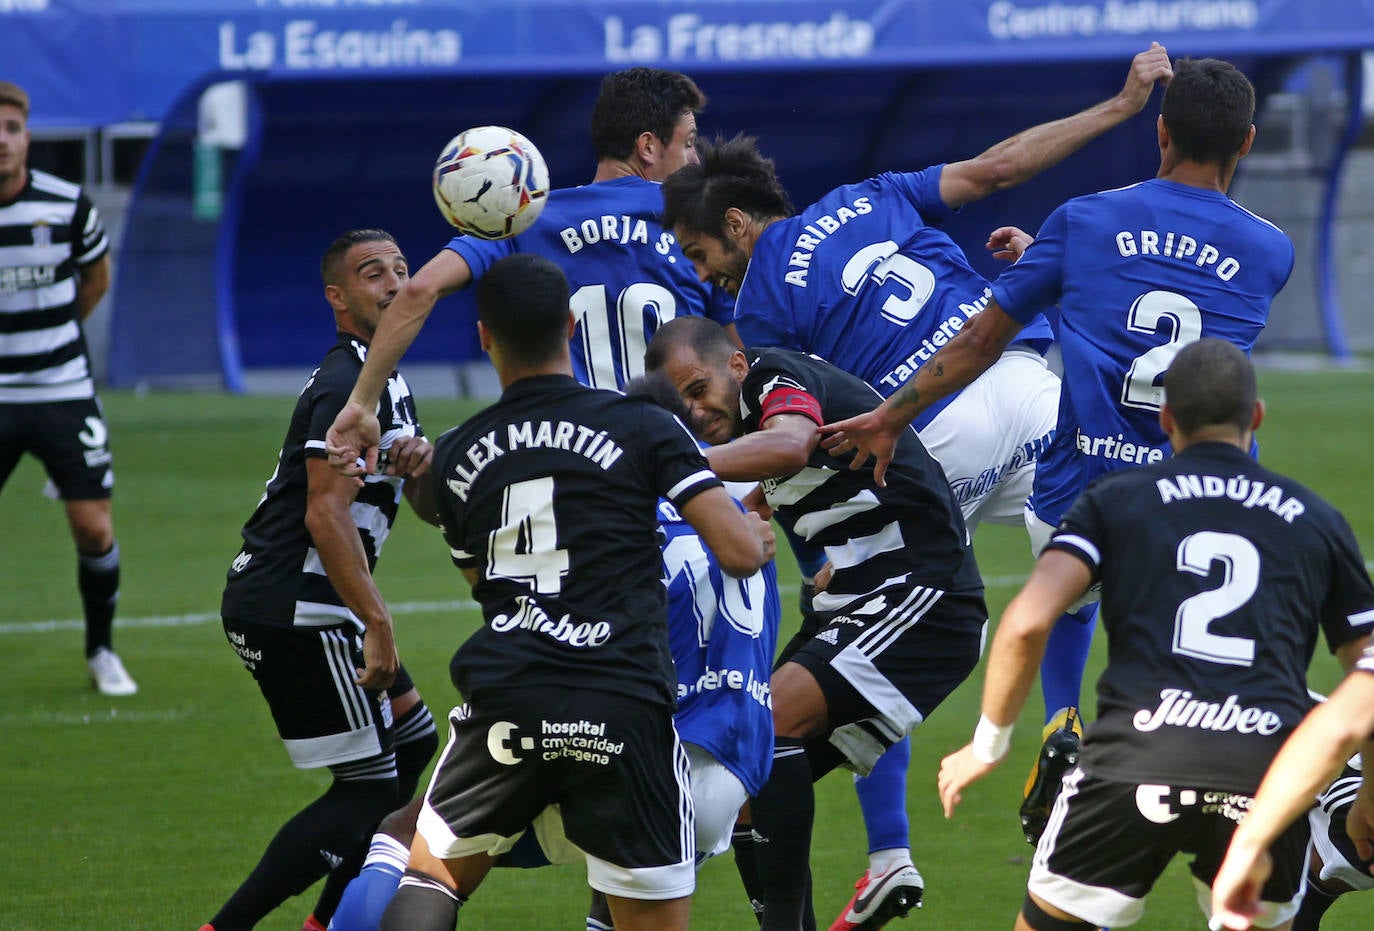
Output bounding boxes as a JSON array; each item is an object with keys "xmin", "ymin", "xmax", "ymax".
[{"xmin": 446, "ymin": 420, "xmax": 625, "ymax": 502}]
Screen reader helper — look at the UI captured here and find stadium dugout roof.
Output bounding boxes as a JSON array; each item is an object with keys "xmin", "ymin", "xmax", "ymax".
[{"xmin": 4, "ymin": 0, "xmax": 1370, "ymax": 388}]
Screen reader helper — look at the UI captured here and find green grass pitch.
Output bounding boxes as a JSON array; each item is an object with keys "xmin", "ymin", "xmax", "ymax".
[{"xmin": 1, "ymin": 366, "xmax": 1371, "ymax": 929}]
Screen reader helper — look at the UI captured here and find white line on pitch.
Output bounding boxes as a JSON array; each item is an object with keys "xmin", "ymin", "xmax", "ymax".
[
  {"xmin": 1, "ymin": 573, "xmax": 1034, "ymax": 634},
  {"xmin": 14, "ymin": 559, "xmax": 1372, "ymax": 635},
  {"xmin": 0, "ymin": 599, "xmax": 480, "ymax": 635}
]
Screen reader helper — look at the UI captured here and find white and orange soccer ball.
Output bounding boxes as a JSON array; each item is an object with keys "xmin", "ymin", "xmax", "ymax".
[{"xmin": 432, "ymin": 125, "xmax": 550, "ymax": 240}]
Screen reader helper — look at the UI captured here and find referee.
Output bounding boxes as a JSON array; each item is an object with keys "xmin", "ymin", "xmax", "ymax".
[{"xmin": 0, "ymin": 81, "xmax": 133, "ymax": 695}]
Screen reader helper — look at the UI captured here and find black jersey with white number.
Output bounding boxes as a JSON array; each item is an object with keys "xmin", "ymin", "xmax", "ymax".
[
  {"xmin": 221, "ymin": 334, "xmax": 421, "ymax": 628},
  {"xmin": 742, "ymin": 348, "xmax": 982, "ymax": 603},
  {"xmin": 0, "ymin": 169, "xmax": 109, "ymax": 402},
  {"xmin": 1049, "ymin": 442, "xmax": 1374, "ymax": 792},
  {"xmin": 434, "ymin": 374, "xmax": 722, "ymax": 707}
]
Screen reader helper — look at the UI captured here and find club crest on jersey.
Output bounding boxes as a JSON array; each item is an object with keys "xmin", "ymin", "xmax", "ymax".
[
  {"xmin": 31, "ymin": 222, "xmax": 51, "ymax": 248},
  {"xmin": 487, "ymin": 721, "xmax": 533, "ymax": 765}
]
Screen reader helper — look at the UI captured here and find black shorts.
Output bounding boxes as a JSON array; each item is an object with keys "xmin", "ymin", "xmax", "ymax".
[
  {"xmin": 0, "ymin": 397, "xmax": 113, "ymax": 499},
  {"xmin": 417, "ymin": 687, "xmax": 695, "ymax": 900},
  {"xmin": 1310, "ymin": 761, "xmax": 1374, "ymax": 892},
  {"xmin": 1029, "ymin": 768, "xmax": 1309, "ymax": 928},
  {"xmin": 222, "ymin": 616, "xmax": 394, "ymax": 769},
  {"xmin": 783, "ymin": 584, "xmax": 986, "ymax": 774}
]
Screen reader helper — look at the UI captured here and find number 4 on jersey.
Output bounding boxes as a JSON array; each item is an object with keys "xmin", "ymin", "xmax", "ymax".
[{"xmin": 488, "ymin": 477, "xmax": 569, "ymax": 594}]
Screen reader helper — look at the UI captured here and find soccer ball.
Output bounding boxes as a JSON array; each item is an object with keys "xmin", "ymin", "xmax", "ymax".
[{"xmin": 432, "ymin": 126, "xmax": 550, "ymax": 240}]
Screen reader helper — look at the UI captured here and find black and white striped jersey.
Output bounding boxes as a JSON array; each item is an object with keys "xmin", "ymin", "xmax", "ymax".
[
  {"xmin": 0, "ymin": 168, "xmax": 109, "ymax": 403},
  {"xmin": 434, "ymin": 374, "xmax": 722, "ymax": 708},
  {"xmin": 741, "ymin": 348, "xmax": 982, "ymax": 606},
  {"xmin": 1049, "ymin": 441, "xmax": 1374, "ymax": 792},
  {"xmin": 221, "ymin": 334, "xmax": 422, "ymax": 629}
]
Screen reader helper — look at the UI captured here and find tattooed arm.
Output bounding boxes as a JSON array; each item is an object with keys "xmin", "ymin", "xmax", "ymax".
[{"xmin": 820, "ymin": 302, "xmax": 1024, "ymax": 486}]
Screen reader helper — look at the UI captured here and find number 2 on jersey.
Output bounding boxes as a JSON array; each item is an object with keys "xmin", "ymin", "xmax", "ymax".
[
  {"xmin": 570, "ymin": 282, "xmax": 678, "ymax": 389},
  {"xmin": 1172, "ymin": 530, "xmax": 1258, "ymax": 667},
  {"xmin": 488, "ymin": 477, "xmax": 569, "ymax": 594},
  {"xmin": 1121, "ymin": 290, "xmax": 1203, "ymax": 411}
]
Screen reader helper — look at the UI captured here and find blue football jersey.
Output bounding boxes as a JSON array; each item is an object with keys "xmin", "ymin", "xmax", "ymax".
[
  {"xmin": 992, "ymin": 178, "xmax": 1294, "ymax": 525},
  {"xmin": 450, "ymin": 176, "xmax": 732, "ymax": 390},
  {"xmin": 659, "ymin": 497, "xmax": 780, "ymax": 796},
  {"xmin": 733, "ymin": 166, "xmax": 1053, "ymax": 429}
]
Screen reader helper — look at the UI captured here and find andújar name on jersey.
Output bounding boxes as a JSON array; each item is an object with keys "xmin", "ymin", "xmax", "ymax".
[
  {"xmin": 1156, "ymin": 472, "xmax": 1306, "ymax": 523},
  {"xmin": 1132, "ymin": 688, "xmax": 1282, "ymax": 736}
]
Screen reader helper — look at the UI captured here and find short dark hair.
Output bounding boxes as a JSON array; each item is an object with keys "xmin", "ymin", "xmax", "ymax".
[
  {"xmin": 1161, "ymin": 58, "xmax": 1255, "ymax": 166},
  {"xmin": 321, "ymin": 229, "xmax": 397, "ymax": 286},
  {"xmin": 0, "ymin": 81, "xmax": 29, "ymax": 119},
  {"xmin": 475, "ymin": 253, "xmax": 570, "ymax": 366},
  {"xmin": 590, "ymin": 68, "xmax": 707, "ymax": 162},
  {"xmin": 1164, "ymin": 338, "xmax": 1257, "ymax": 435},
  {"xmin": 624, "ymin": 371, "xmax": 691, "ymax": 422},
  {"xmin": 645, "ymin": 316, "xmax": 738, "ymax": 373},
  {"xmin": 660, "ymin": 134, "xmax": 793, "ymax": 238}
]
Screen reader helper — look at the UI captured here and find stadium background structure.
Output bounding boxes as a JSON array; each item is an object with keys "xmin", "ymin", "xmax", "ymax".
[{"xmin": 3, "ymin": 1, "xmax": 1371, "ymax": 391}]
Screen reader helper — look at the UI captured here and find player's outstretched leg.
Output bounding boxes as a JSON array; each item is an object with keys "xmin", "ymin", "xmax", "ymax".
[
  {"xmin": 829, "ymin": 737, "xmax": 923, "ymax": 930},
  {"xmin": 1020, "ymin": 606, "xmax": 1095, "ymax": 845}
]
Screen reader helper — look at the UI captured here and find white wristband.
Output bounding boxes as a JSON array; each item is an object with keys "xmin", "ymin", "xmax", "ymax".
[{"xmin": 971, "ymin": 714, "xmax": 1014, "ymax": 764}]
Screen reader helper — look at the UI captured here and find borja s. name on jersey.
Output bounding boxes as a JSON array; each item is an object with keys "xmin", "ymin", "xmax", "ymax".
[{"xmin": 450, "ymin": 176, "xmax": 728, "ymax": 391}]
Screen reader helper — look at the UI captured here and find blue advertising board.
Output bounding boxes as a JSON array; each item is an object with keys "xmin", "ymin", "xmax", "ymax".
[{"xmin": 5, "ymin": 1, "xmax": 1372, "ymax": 126}]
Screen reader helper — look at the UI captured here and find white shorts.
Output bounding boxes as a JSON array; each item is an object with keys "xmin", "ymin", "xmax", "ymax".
[
  {"xmin": 917, "ymin": 347, "xmax": 1059, "ymax": 535},
  {"xmin": 1025, "ymin": 509, "xmax": 1101, "ymax": 613},
  {"xmin": 685, "ymin": 744, "xmax": 748, "ymax": 863}
]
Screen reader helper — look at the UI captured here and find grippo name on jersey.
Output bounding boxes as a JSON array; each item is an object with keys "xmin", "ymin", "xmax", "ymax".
[
  {"xmin": 559, "ymin": 214, "xmax": 675, "ymax": 256},
  {"xmin": 1133, "ymin": 688, "xmax": 1283, "ymax": 736},
  {"xmin": 1156, "ymin": 472, "xmax": 1306, "ymax": 524},
  {"xmin": 1115, "ymin": 229, "xmax": 1241, "ymax": 281}
]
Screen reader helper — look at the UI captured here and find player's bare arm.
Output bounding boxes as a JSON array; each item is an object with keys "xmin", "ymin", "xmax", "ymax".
[
  {"xmin": 74, "ymin": 253, "xmax": 111, "ymax": 320},
  {"xmin": 304, "ymin": 457, "xmax": 399, "ymax": 689},
  {"xmin": 388, "ymin": 435, "xmax": 440, "ymax": 526},
  {"xmin": 704, "ymin": 410, "xmax": 819, "ymax": 483},
  {"xmin": 938, "ymin": 551, "xmax": 1090, "ymax": 818},
  {"xmin": 679, "ymin": 485, "xmax": 775, "ymax": 578},
  {"xmin": 327, "ymin": 250, "xmax": 473, "ymax": 474},
  {"xmin": 1211, "ymin": 663, "xmax": 1374, "ymax": 929},
  {"xmin": 938, "ymin": 42, "xmax": 1173, "ymax": 209},
  {"xmin": 821, "ymin": 302, "xmax": 1024, "ymax": 486}
]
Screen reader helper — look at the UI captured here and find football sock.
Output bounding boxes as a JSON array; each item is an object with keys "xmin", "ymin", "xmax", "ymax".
[
  {"xmin": 77, "ymin": 542, "xmax": 119, "ymax": 657},
  {"xmin": 328, "ymin": 835, "xmax": 410, "ymax": 931},
  {"xmin": 1039, "ymin": 603, "xmax": 1097, "ymax": 723},
  {"xmin": 312, "ymin": 702, "xmax": 436, "ymax": 924},
  {"xmin": 586, "ymin": 889, "xmax": 613, "ymax": 929},
  {"xmin": 1291, "ymin": 876, "xmax": 1341, "ymax": 931},
  {"xmin": 855, "ymin": 737, "xmax": 911, "ymax": 857},
  {"xmin": 210, "ymin": 775, "xmax": 399, "ymax": 931},
  {"xmin": 751, "ymin": 737, "xmax": 815, "ymax": 931},
  {"xmin": 393, "ymin": 701, "xmax": 439, "ymax": 800},
  {"xmin": 731, "ymin": 822, "xmax": 765, "ymax": 922},
  {"xmin": 783, "ymin": 525, "xmax": 829, "ymax": 580},
  {"xmin": 379, "ymin": 871, "xmax": 463, "ymax": 931}
]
